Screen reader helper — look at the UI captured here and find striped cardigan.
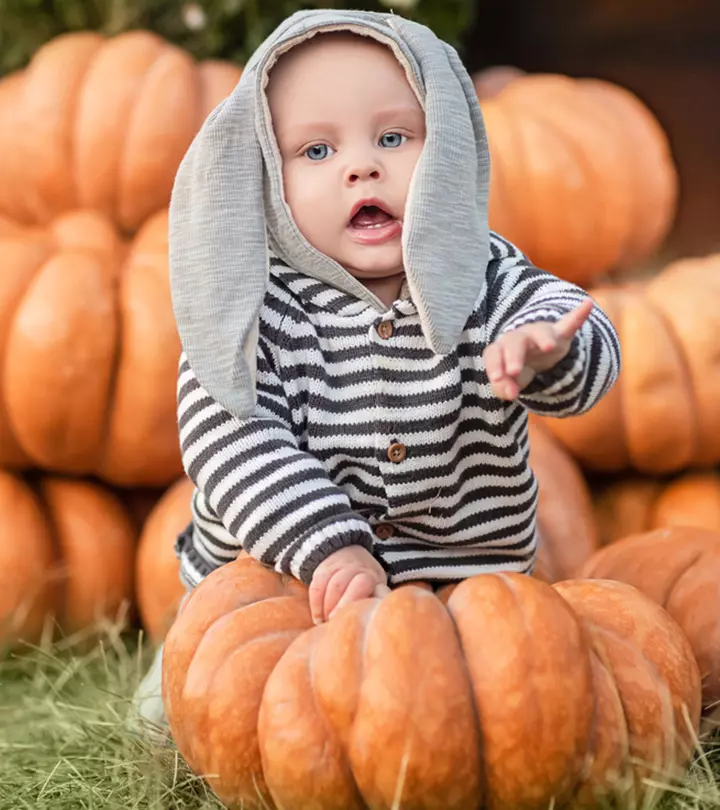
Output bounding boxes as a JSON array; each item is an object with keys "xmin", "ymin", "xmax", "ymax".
[{"xmin": 176, "ymin": 233, "xmax": 620, "ymax": 588}]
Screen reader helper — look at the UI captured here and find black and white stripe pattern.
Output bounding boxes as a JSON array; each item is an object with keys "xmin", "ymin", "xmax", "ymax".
[{"xmin": 176, "ymin": 233, "xmax": 620, "ymax": 588}]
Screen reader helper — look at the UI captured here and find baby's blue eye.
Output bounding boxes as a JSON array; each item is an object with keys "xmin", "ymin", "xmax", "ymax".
[
  {"xmin": 379, "ymin": 132, "xmax": 407, "ymax": 148},
  {"xmin": 305, "ymin": 144, "xmax": 334, "ymax": 161}
]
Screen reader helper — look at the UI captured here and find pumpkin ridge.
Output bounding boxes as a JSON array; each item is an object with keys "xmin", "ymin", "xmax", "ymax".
[
  {"xmin": 96, "ymin": 249, "xmax": 124, "ymax": 471},
  {"xmin": 306, "ymin": 622, "xmax": 366, "ymax": 807},
  {"xmin": 485, "ymin": 101, "xmax": 532, "ymax": 257},
  {"xmin": 112, "ymin": 42, "xmax": 174, "ymax": 229},
  {"xmin": 506, "ymin": 90, "xmax": 616, "ymax": 276},
  {"xmin": 116, "ymin": 44, "xmax": 198, "ymax": 232},
  {"xmin": 65, "ymin": 40, "xmax": 106, "ymax": 214},
  {"xmin": 578, "ymin": 622, "xmax": 680, "ymax": 785},
  {"xmin": 186, "ymin": 619, "xmax": 306, "ymax": 774},
  {"xmin": 580, "ymin": 649, "xmax": 629, "ymax": 799},
  {"xmin": 444, "ymin": 588, "xmax": 488, "ymax": 802},
  {"xmin": 357, "ymin": 595, "xmax": 382, "ymax": 665},
  {"xmin": 506, "ymin": 88, "xmax": 608, "ymax": 274},
  {"xmin": 655, "ymin": 549, "xmax": 705, "ymax": 612},
  {"xmin": 589, "ymin": 624, "xmax": 679, "ymax": 717},
  {"xmin": 503, "ymin": 106, "xmax": 540, "ymax": 260},
  {"xmin": 25, "ymin": 476, "xmax": 67, "ymax": 631},
  {"xmin": 638, "ymin": 294, "xmax": 700, "ymax": 463},
  {"xmin": 505, "ymin": 572, "xmax": 599, "ymax": 800},
  {"xmin": 0, "ymin": 238, "xmax": 50, "ymax": 466},
  {"xmin": 605, "ymin": 291, "xmax": 630, "ymax": 469},
  {"xmin": 616, "ymin": 287, "xmax": 693, "ymax": 472},
  {"xmin": 500, "ymin": 574, "xmax": 546, "ymax": 753}
]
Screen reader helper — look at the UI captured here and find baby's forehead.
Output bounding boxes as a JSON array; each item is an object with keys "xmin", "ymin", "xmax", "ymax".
[
  {"xmin": 265, "ymin": 30, "xmax": 425, "ymax": 136},
  {"xmin": 267, "ymin": 31, "xmax": 405, "ymax": 90}
]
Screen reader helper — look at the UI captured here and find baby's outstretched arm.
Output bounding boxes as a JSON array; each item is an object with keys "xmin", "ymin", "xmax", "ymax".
[
  {"xmin": 484, "ymin": 299, "xmax": 594, "ymax": 400},
  {"xmin": 176, "ymin": 340, "xmax": 380, "ymax": 597},
  {"xmin": 483, "ymin": 234, "xmax": 621, "ymax": 416}
]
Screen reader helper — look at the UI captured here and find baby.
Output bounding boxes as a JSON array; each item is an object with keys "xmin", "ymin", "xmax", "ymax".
[{"xmin": 168, "ymin": 11, "xmax": 620, "ymax": 628}]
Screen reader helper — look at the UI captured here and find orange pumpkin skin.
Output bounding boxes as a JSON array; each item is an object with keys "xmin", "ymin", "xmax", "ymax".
[
  {"xmin": 0, "ymin": 209, "xmax": 183, "ymax": 486},
  {"xmin": 0, "ymin": 470, "xmax": 136, "ymax": 646},
  {"xmin": 136, "ymin": 477, "xmax": 193, "ymax": 642},
  {"xmin": 478, "ymin": 73, "xmax": 677, "ymax": 286},
  {"xmin": 581, "ymin": 527, "xmax": 720, "ymax": 708},
  {"xmin": 0, "ymin": 31, "xmax": 242, "ymax": 233},
  {"xmin": 541, "ymin": 255, "xmax": 720, "ymax": 473},
  {"xmin": 162, "ymin": 556, "xmax": 700, "ymax": 810},
  {"xmin": 595, "ymin": 472, "xmax": 720, "ymax": 545},
  {"xmin": 529, "ymin": 421, "xmax": 599, "ymax": 582}
]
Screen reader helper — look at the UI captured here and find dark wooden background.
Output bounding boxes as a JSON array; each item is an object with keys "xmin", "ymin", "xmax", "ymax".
[{"xmin": 463, "ymin": 0, "xmax": 720, "ymax": 263}]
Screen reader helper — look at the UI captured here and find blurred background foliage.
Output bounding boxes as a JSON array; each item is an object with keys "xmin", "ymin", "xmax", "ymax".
[{"xmin": 0, "ymin": 0, "xmax": 475, "ymax": 75}]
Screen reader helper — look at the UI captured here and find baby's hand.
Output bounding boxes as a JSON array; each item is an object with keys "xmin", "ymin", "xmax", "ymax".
[
  {"xmin": 483, "ymin": 299, "xmax": 594, "ymax": 401},
  {"xmin": 309, "ymin": 545, "xmax": 389, "ymax": 624}
]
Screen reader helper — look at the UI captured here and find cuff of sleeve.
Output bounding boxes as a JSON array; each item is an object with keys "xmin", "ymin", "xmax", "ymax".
[
  {"xmin": 521, "ymin": 334, "xmax": 583, "ymax": 396},
  {"xmin": 500, "ymin": 305, "xmax": 567, "ymax": 336},
  {"xmin": 289, "ymin": 517, "xmax": 376, "ymax": 585}
]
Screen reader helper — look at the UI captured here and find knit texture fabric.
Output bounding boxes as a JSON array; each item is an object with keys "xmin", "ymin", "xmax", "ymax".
[{"xmin": 176, "ymin": 233, "xmax": 620, "ymax": 588}]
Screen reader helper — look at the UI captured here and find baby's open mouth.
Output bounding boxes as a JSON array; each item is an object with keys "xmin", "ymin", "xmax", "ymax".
[{"xmin": 349, "ymin": 205, "xmax": 394, "ymax": 229}]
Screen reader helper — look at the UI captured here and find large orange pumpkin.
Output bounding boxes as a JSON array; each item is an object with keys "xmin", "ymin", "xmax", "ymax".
[
  {"xmin": 581, "ymin": 527, "xmax": 720, "ymax": 708},
  {"xmin": 0, "ymin": 31, "xmax": 241, "ymax": 233},
  {"xmin": 541, "ymin": 254, "xmax": 720, "ymax": 473},
  {"xmin": 594, "ymin": 471, "xmax": 720, "ymax": 545},
  {"xmin": 136, "ymin": 477, "xmax": 192, "ymax": 642},
  {"xmin": 529, "ymin": 422, "xmax": 599, "ymax": 582},
  {"xmin": 162, "ymin": 555, "xmax": 700, "ymax": 810},
  {"xmin": 477, "ymin": 72, "xmax": 677, "ymax": 286},
  {"xmin": 0, "ymin": 208, "xmax": 183, "ymax": 486},
  {"xmin": 0, "ymin": 470, "xmax": 136, "ymax": 647}
]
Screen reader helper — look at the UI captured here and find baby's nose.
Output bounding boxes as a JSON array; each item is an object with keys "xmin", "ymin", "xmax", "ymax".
[{"xmin": 346, "ymin": 161, "xmax": 381, "ymax": 184}]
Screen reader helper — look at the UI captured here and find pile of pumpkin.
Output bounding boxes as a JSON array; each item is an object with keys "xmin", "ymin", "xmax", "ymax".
[{"xmin": 1, "ymin": 30, "xmax": 719, "ymax": 810}]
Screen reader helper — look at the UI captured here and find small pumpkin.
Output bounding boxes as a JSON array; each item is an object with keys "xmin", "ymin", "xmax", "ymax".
[
  {"xmin": 529, "ymin": 421, "xmax": 599, "ymax": 582},
  {"xmin": 163, "ymin": 554, "xmax": 700, "ymax": 810},
  {"xmin": 0, "ymin": 470, "xmax": 136, "ymax": 647},
  {"xmin": 581, "ymin": 526, "xmax": 720, "ymax": 708},
  {"xmin": 594, "ymin": 471, "xmax": 720, "ymax": 545},
  {"xmin": 541, "ymin": 254, "xmax": 720, "ymax": 473},
  {"xmin": 476, "ymin": 71, "xmax": 677, "ymax": 286},
  {"xmin": 136, "ymin": 477, "xmax": 193, "ymax": 643},
  {"xmin": 0, "ymin": 208, "xmax": 183, "ymax": 486},
  {"xmin": 0, "ymin": 31, "xmax": 241, "ymax": 233}
]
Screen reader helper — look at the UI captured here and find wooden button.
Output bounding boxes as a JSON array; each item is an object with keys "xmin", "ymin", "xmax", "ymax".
[
  {"xmin": 375, "ymin": 523, "xmax": 395, "ymax": 540},
  {"xmin": 377, "ymin": 321, "xmax": 393, "ymax": 339},
  {"xmin": 387, "ymin": 442, "xmax": 407, "ymax": 463}
]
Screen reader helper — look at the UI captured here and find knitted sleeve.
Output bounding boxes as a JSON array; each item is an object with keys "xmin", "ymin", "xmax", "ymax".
[
  {"xmin": 176, "ymin": 342, "xmax": 375, "ymax": 586},
  {"xmin": 484, "ymin": 233, "xmax": 621, "ymax": 417}
]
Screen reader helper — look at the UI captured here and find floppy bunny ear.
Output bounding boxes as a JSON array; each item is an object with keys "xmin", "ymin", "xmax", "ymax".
[
  {"xmin": 387, "ymin": 15, "xmax": 491, "ymax": 355},
  {"xmin": 169, "ymin": 67, "xmax": 268, "ymax": 421}
]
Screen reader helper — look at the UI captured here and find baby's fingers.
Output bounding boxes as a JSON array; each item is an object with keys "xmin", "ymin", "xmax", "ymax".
[
  {"xmin": 554, "ymin": 299, "xmax": 594, "ymax": 341},
  {"xmin": 309, "ymin": 564, "xmax": 342, "ymax": 624},
  {"xmin": 481, "ymin": 340, "xmax": 506, "ymax": 386},
  {"xmin": 320, "ymin": 567, "xmax": 360, "ymax": 623},
  {"xmin": 373, "ymin": 583, "xmax": 391, "ymax": 599},
  {"xmin": 328, "ymin": 571, "xmax": 378, "ymax": 619}
]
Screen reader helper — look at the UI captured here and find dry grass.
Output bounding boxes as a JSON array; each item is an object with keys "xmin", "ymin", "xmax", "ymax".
[{"xmin": 0, "ymin": 626, "xmax": 718, "ymax": 810}]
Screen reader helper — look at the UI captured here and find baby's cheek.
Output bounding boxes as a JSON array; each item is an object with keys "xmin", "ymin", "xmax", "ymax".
[{"xmin": 286, "ymin": 169, "xmax": 333, "ymax": 238}]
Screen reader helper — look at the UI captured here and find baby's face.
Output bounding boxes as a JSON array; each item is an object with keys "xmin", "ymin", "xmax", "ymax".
[{"xmin": 268, "ymin": 35, "xmax": 425, "ymax": 283}]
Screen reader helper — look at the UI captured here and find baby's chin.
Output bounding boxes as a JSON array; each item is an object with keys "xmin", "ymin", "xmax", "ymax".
[{"xmin": 336, "ymin": 245, "xmax": 405, "ymax": 280}]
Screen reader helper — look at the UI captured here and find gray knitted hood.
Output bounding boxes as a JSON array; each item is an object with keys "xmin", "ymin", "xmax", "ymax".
[{"xmin": 169, "ymin": 9, "xmax": 491, "ymax": 420}]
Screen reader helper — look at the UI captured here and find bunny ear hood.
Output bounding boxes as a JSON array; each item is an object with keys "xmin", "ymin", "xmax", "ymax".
[{"xmin": 169, "ymin": 9, "xmax": 491, "ymax": 420}]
